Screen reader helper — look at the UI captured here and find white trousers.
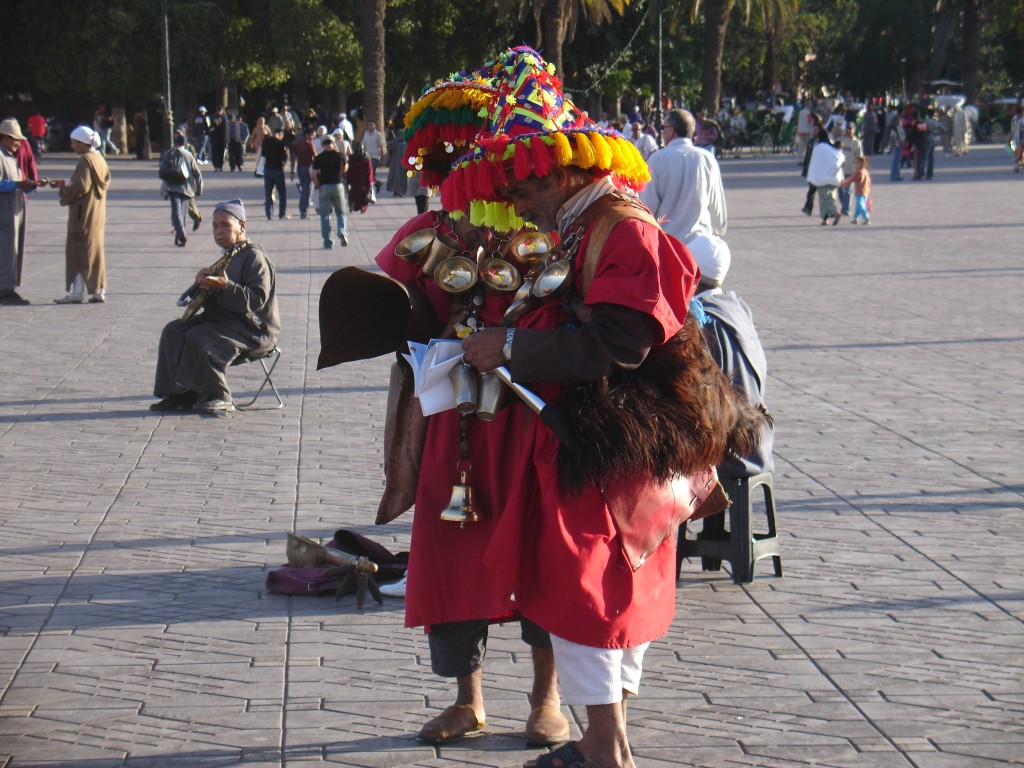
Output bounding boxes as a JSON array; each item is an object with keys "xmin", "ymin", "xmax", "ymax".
[{"xmin": 550, "ymin": 634, "xmax": 650, "ymax": 705}]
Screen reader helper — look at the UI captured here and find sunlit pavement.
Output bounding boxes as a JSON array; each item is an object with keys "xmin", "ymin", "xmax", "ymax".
[{"xmin": 0, "ymin": 145, "xmax": 1020, "ymax": 767}]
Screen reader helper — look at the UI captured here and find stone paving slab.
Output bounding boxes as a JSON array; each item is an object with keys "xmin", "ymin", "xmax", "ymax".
[{"xmin": 0, "ymin": 144, "xmax": 1021, "ymax": 767}]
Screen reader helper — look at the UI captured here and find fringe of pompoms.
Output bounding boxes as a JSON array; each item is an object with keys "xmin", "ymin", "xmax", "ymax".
[
  {"xmin": 439, "ymin": 131, "xmax": 650, "ymax": 218},
  {"xmin": 403, "ymin": 83, "xmax": 494, "ymax": 130}
]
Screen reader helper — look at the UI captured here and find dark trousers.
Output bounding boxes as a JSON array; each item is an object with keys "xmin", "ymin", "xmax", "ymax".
[
  {"xmin": 168, "ymin": 193, "xmax": 189, "ymax": 239},
  {"xmin": 154, "ymin": 319, "xmax": 249, "ymax": 401},
  {"xmin": 428, "ymin": 618, "xmax": 551, "ymax": 678},
  {"xmin": 228, "ymin": 140, "xmax": 244, "ymax": 171},
  {"xmin": 263, "ymin": 170, "xmax": 286, "ymax": 219}
]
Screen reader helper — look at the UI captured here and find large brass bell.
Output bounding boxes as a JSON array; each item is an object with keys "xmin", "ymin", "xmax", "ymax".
[{"xmin": 440, "ymin": 470, "xmax": 476, "ymax": 525}]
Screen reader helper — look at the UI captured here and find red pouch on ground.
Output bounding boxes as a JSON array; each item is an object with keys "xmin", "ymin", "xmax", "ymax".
[{"xmin": 265, "ymin": 566, "xmax": 341, "ymax": 596}]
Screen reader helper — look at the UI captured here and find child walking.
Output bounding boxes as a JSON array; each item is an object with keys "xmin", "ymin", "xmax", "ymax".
[{"xmin": 841, "ymin": 155, "xmax": 872, "ymax": 224}]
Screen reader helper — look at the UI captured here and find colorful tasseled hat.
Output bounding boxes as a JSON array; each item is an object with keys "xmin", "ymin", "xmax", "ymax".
[
  {"xmin": 440, "ymin": 46, "xmax": 650, "ymax": 228},
  {"xmin": 402, "ymin": 72, "xmax": 497, "ymax": 189}
]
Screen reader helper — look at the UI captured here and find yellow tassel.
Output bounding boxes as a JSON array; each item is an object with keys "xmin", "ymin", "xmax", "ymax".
[
  {"xmin": 573, "ymin": 132, "xmax": 597, "ymax": 168},
  {"xmin": 609, "ymin": 137, "xmax": 635, "ymax": 179},
  {"xmin": 606, "ymin": 134, "xmax": 625, "ymax": 171},
  {"xmin": 552, "ymin": 132, "xmax": 573, "ymax": 166},
  {"xmin": 620, "ymin": 139, "xmax": 650, "ymax": 182},
  {"xmin": 589, "ymin": 132, "xmax": 613, "ymax": 169}
]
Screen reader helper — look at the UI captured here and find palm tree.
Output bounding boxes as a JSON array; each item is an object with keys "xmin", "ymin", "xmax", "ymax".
[
  {"xmin": 672, "ymin": 0, "xmax": 797, "ymax": 113},
  {"xmin": 361, "ymin": 0, "xmax": 386, "ymax": 130},
  {"xmin": 490, "ymin": 0, "xmax": 630, "ymax": 78}
]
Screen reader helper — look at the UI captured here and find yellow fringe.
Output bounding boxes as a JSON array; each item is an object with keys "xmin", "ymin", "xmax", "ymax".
[
  {"xmin": 552, "ymin": 132, "xmax": 573, "ymax": 166},
  {"xmin": 573, "ymin": 132, "xmax": 597, "ymax": 168},
  {"xmin": 404, "ymin": 83, "xmax": 494, "ymax": 128},
  {"xmin": 588, "ymin": 132, "xmax": 613, "ymax": 169}
]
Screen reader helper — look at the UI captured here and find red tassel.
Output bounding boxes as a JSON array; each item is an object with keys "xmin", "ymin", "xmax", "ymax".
[
  {"xmin": 512, "ymin": 141, "xmax": 533, "ymax": 180},
  {"xmin": 470, "ymin": 159, "xmax": 492, "ymax": 201},
  {"xmin": 529, "ymin": 137, "xmax": 552, "ymax": 178},
  {"xmin": 448, "ymin": 166, "xmax": 468, "ymax": 212}
]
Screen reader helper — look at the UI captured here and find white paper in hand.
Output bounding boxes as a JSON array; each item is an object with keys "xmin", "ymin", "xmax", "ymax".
[{"xmin": 402, "ymin": 339, "xmax": 465, "ymax": 416}]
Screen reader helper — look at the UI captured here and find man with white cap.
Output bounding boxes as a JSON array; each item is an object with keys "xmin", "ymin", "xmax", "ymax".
[
  {"xmin": 337, "ymin": 111, "xmax": 354, "ymax": 144},
  {"xmin": 194, "ymin": 106, "xmax": 210, "ymax": 164},
  {"xmin": 689, "ymin": 233, "xmax": 774, "ymax": 478},
  {"xmin": 0, "ymin": 118, "xmax": 38, "ymax": 305},
  {"xmin": 55, "ymin": 126, "xmax": 110, "ymax": 304},
  {"xmin": 150, "ymin": 199, "xmax": 280, "ymax": 415}
]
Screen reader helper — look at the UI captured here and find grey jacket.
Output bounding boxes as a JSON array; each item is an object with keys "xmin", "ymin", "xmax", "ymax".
[{"xmin": 160, "ymin": 147, "xmax": 203, "ymax": 199}]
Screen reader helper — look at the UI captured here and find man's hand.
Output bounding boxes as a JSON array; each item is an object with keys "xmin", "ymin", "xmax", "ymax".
[
  {"xmin": 461, "ymin": 327, "xmax": 506, "ymax": 373},
  {"xmin": 196, "ymin": 268, "xmax": 228, "ymax": 290}
]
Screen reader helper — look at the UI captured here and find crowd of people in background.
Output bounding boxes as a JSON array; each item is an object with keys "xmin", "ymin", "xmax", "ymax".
[{"xmin": 3, "ymin": 86, "xmax": 1022, "ymax": 308}]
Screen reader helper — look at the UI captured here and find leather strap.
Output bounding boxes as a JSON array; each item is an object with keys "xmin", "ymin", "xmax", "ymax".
[{"xmin": 578, "ymin": 195, "xmax": 660, "ymax": 297}]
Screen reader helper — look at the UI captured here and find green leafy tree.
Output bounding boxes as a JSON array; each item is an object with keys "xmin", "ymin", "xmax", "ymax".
[
  {"xmin": 669, "ymin": 0, "xmax": 797, "ymax": 113},
  {"xmin": 489, "ymin": 0, "xmax": 631, "ymax": 76}
]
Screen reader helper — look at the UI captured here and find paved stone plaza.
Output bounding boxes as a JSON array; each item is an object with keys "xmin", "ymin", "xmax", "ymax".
[{"xmin": 0, "ymin": 144, "xmax": 1021, "ymax": 767}]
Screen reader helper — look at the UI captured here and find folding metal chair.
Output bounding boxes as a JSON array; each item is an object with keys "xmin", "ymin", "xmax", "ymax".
[{"xmin": 231, "ymin": 346, "xmax": 284, "ymax": 410}]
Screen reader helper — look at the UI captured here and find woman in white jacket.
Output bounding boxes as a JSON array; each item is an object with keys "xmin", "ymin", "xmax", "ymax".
[{"xmin": 807, "ymin": 128, "xmax": 845, "ymax": 225}]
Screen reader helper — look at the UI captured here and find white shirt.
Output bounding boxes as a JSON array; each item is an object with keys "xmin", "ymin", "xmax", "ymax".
[
  {"xmin": 338, "ymin": 117, "xmax": 354, "ymax": 143},
  {"xmin": 639, "ymin": 137, "xmax": 727, "ymax": 242},
  {"xmin": 630, "ymin": 132, "xmax": 658, "ymax": 160},
  {"xmin": 361, "ymin": 129, "xmax": 385, "ymax": 161}
]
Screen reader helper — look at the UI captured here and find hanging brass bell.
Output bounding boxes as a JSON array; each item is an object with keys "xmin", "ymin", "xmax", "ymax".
[{"xmin": 440, "ymin": 471, "xmax": 475, "ymax": 525}]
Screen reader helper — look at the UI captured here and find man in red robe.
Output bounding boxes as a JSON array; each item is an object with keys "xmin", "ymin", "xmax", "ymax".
[
  {"xmin": 370, "ymin": 73, "xmax": 570, "ymax": 749},
  {"xmin": 448, "ymin": 48, "xmax": 703, "ymax": 768}
]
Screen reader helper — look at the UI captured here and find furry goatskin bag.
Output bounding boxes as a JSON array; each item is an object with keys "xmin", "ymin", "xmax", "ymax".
[{"xmin": 555, "ymin": 312, "xmax": 770, "ymax": 494}]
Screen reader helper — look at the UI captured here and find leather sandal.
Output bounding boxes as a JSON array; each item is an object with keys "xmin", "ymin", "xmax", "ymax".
[
  {"xmin": 419, "ymin": 703, "xmax": 485, "ymax": 744},
  {"xmin": 524, "ymin": 740, "xmax": 586, "ymax": 768},
  {"xmin": 525, "ymin": 704, "xmax": 570, "ymax": 746}
]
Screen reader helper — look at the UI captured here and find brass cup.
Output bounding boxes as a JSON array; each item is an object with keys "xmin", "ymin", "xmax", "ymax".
[
  {"xmin": 449, "ymin": 363, "xmax": 479, "ymax": 414},
  {"xmin": 508, "ymin": 231, "xmax": 555, "ymax": 266},
  {"xmin": 394, "ymin": 228, "xmax": 437, "ymax": 265},
  {"xmin": 476, "ymin": 372, "xmax": 507, "ymax": 421},
  {"xmin": 531, "ymin": 260, "xmax": 572, "ymax": 298},
  {"xmin": 478, "ymin": 256, "xmax": 523, "ymax": 293},
  {"xmin": 502, "ymin": 279, "xmax": 538, "ymax": 323},
  {"xmin": 421, "ymin": 232, "xmax": 463, "ymax": 277},
  {"xmin": 434, "ymin": 256, "xmax": 479, "ymax": 295}
]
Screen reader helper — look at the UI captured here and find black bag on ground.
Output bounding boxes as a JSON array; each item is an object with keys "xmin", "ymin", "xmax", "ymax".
[{"xmin": 332, "ymin": 529, "xmax": 408, "ymax": 580}]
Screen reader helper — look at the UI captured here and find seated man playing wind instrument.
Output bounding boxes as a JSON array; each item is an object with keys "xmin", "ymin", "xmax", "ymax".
[{"xmin": 149, "ymin": 199, "xmax": 280, "ymax": 416}]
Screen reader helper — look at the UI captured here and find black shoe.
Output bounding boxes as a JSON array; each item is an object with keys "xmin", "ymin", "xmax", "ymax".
[
  {"xmin": 191, "ymin": 214, "xmax": 202, "ymax": 232},
  {"xmin": 0, "ymin": 291, "xmax": 30, "ymax": 306},
  {"xmin": 174, "ymin": 235, "xmax": 187, "ymax": 247},
  {"xmin": 149, "ymin": 391, "xmax": 197, "ymax": 411},
  {"xmin": 801, "ymin": 206, "xmax": 812, "ymax": 216}
]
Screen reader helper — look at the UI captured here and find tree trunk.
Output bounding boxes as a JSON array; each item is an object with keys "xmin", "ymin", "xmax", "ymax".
[
  {"xmin": 112, "ymin": 103, "xmax": 127, "ymax": 155},
  {"xmin": 360, "ymin": 0, "xmax": 386, "ymax": 131},
  {"xmin": 541, "ymin": 0, "xmax": 567, "ymax": 79},
  {"xmin": 927, "ymin": 0, "xmax": 962, "ymax": 82},
  {"xmin": 762, "ymin": 15, "xmax": 778, "ymax": 97},
  {"xmin": 701, "ymin": 0, "xmax": 731, "ymax": 114},
  {"xmin": 961, "ymin": 0, "xmax": 981, "ymax": 103}
]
